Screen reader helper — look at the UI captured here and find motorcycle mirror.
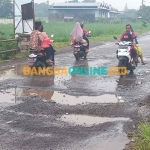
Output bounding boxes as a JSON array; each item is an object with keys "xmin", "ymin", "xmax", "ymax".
[
  {"xmin": 51, "ymin": 34, "xmax": 54, "ymax": 38},
  {"xmin": 89, "ymin": 31, "xmax": 91, "ymax": 33},
  {"xmin": 113, "ymin": 36, "xmax": 117, "ymax": 40}
]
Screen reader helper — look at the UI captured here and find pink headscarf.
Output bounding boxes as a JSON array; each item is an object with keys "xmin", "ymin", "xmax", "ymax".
[{"xmin": 70, "ymin": 22, "xmax": 83, "ymax": 42}]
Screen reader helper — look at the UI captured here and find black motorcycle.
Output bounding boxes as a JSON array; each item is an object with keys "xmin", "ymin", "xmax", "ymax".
[
  {"xmin": 29, "ymin": 35, "xmax": 55, "ymax": 69},
  {"xmin": 73, "ymin": 42, "xmax": 87, "ymax": 60},
  {"xmin": 73, "ymin": 31, "xmax": 91, "ymax": 60}
]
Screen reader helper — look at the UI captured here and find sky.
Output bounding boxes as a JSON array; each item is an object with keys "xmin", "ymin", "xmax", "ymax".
[{"xmin": 34, "ymin": 0, "xmax": 150, "ymax": 11}]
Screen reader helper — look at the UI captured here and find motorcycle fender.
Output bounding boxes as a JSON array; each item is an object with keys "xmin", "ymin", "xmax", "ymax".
[{"xmin": 118, "ymin": 56, "xmax": 127, "ymax": 61}]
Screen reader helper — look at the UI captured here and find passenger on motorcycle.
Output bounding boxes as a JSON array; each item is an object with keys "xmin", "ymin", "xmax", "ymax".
[
  {"xmin": 117, "ymin": 24, "xmax": 137, "ymax": 66},
  {"xmin": 130, "ymin": 25, "xmax": 146, "ymax": 65},
  {"xmin": 80, "ymin": 23, "xmax": 90, "ymax": 52},
  {"xmin": 70, "ymin": 22, "xmax": 89, "ymax": 53},
  {"xmin": 39, "ymin": 25, "xmax": 56, "ymax": 62},
  {"xmin": 29, "ymin": 21, "xmax": 53, "ymax": 64}
]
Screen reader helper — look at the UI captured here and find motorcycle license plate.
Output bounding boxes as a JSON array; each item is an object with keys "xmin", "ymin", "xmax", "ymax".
[
  {"xmin": 74, "ymin": 48, "xmax": 79, "ymax": 51},
  {"xmin": 28, "ymin": 58, "xmax": 37, "ymax": 62}
]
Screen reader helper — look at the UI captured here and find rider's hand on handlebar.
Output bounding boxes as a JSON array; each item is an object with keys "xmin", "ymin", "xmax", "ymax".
[
  {"xmin": 50, "ymin": 40, "xmax": 54, "ymax": 42},
  {"xmin": 115, "ymin": 42, "xmax": 119, "ymax": 45}
]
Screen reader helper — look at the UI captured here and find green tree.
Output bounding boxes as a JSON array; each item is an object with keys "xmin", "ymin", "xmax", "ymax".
[
  {"xmin": 34, "ymin": 2, "xmax": 50, "ymax": 17},
  {"xmin": 137, "ymin": 5, "xmax": 150, "ymax": 21},
  {"xmin": 0, "ymin": 0, "xmax": 13, "ymax": 18}
]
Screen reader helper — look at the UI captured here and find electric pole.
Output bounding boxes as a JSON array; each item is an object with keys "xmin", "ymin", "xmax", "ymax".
[{"xmin": 142, "ymin": 0, "xmax": 144, "ymax": 5}]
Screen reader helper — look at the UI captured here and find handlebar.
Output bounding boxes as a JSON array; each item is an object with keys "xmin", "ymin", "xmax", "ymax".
[{"xmin": 115, "ymin": 41, "xmax": 133, "ymax": 45}]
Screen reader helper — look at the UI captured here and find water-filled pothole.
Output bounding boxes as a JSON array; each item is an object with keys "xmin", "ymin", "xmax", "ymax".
[
  {"xmin": 0, "ymin": 88, "xmax": 124, "ymax": 105},
  {"xmin": 60, "ymin": 114, "xmax": 131, "ymax": 127},
  {"xmin": 22, "ymin": 89, "xmax": 124, "ymax": 105}
]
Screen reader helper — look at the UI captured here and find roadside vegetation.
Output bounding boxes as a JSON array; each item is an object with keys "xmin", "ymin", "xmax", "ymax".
[
  {"xmin": 0, "ymin": 21, "xmax": 150, "ymax": 60},
  {"xmin": 130, "ymin": 122, "xmax": 150, "ymax": 150}
]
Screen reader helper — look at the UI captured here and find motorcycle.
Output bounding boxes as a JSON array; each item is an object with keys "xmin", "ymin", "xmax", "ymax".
[
  {"xmin": 113, "ymin": 36, "xmax": 137, "ymax": 74},
  {"xmin": 73, "ymin": 31, "xmax": 91, "ymax": 60},
  {"xmin": 28, "ymin": 34, "xmax": 54, "ymax": 69}
]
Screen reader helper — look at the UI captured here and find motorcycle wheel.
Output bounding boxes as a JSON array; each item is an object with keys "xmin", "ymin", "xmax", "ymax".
[
  {"xmin": 84, "ymin": 52, "xmax": 87, "ymax": 60},
  {"xmin": 75, "ymin": 53, "xmax": 79, "ymax": 60}
]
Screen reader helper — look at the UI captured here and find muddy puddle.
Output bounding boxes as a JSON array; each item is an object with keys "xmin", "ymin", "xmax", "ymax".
[
  {"xmin": 60, "ymin": 114, "xmax": 131, "ymax": 127},
  {"xmin": 0, "ymin": 87, "xmax": 124, "ymax": 105},
  {"xmin": 49, "ymin": 93, "xmax": 124, "ymax": 105},
  {"xmin": 0, "ymin": 64, "xmax": 72, "ymax": 87},
  {"xmin": 5, "ymin": 88, "xmax": 124, "ymax": 103},
  {"xmin": 0, "ymin": 67, "xmax": 24, "ymax": 81},
  {"xmin": 0, "ymin": 88, "xmax": 22, "ymax": 104}
]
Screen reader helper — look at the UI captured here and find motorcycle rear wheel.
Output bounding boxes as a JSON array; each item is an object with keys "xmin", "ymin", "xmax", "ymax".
[
  {"xmin": 118, "ymin": 61, "xmax": 127, "ymax": 76},
  {"xmin": 75, "ymin": 54, "xmax": 79, "ymax": 60},
  {"xmin": 84, "ymin": 52, "xmax": 87, "ymax": 60}
]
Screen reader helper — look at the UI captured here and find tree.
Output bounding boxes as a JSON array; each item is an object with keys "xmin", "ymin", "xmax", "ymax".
[
  {"xmin": 119, "ymin": 9, "xmax": 137, "ymax": 18},
  {"xmin": 34, "ymin": 2, "xmax": 50, "ymax": 18},
  {"xmin": 137, "ymin": 5, "xmax": 150, "ymax": 21},
  {"xmin": 0, "ymin": 0, "xmax": 13, "ymax": 18}
]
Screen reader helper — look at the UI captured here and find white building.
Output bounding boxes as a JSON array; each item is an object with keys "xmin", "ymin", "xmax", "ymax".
[{"xmin": 48, "ymin": 2, "xmax": 119, "ymax": 22}]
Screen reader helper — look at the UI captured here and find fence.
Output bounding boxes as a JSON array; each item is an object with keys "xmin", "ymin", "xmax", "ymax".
[
  {"xmin": 0, "ymin": 19, "xmax": 13, "ymax": 24},
  {"xmin": 0, "ymin": 39, "xmax": 19, "ymax": 54},
  {"xmin": 0, "ymin": 34, "xmax": 30, "ymax": 60}
]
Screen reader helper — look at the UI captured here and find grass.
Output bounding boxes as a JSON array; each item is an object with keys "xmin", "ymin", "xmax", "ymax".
[
  {"xmin": 43, "ymin": 22, "xmax": 150, "ymax": 42},
  {"xmin": 129, "ymin": 122, "xmax": 150, "ymax": 150},
  {"xmin": 0, "ymin": 21, "xmax": 150, "ymax": 60}
]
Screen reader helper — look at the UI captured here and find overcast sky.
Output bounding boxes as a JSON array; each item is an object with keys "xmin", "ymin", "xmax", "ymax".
[{"xmin": 34, "ymin": 0, "xmax": 150, "ymax": 11}]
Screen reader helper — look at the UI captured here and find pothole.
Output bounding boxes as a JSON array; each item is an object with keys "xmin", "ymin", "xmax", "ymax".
[
  {"xmin": 60, "ymin": 115, "xmax": 131, "ymax": 127},
  {"xmin": 22, "ymin": 89, "xmax": 124, "ymax": 105}
]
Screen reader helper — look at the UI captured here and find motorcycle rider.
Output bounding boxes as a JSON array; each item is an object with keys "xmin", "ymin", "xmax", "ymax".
[
  {"xmin": 29, "ymin": 21, "xmax": 53, "ymax": 64},
  {"xmin": 117, "ymin": 24, "xmax": 137, "ymax": 66},
  {"xmin": 70, "ymin": 22, "xmax": 88, "ymax": 53},
  {"xmin": 80, "ymin": 23, "xmax": 90, "ymax": 52},
  {"xmin": 80, "ymin": 23, "xmax": 91, "ymax": 37}
]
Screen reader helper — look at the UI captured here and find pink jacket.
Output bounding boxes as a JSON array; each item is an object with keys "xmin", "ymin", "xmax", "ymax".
[{"xmin": 41, "ymin": 32, "xmax": 51, "ymax": 49}]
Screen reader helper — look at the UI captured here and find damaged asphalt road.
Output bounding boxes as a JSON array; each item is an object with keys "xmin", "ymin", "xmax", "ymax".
[{"xmin": 0, "ymin": 34, "xmax": 150, "ymax": 150}]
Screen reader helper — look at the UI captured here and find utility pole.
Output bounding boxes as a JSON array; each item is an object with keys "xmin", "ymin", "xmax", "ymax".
[{"xmin": 142, "ymin": 0, "xmax": 144, "ymax": 5}]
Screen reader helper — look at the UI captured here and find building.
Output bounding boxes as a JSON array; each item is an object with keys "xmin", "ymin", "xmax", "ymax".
[{"xmin": 48, "ymin": 2, "xmax": 119, "ymax": 22}]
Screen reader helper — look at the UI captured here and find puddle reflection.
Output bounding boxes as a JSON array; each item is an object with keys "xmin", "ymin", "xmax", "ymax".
[
  {"xmin": 26, "ymin": 75, "xmax": 55, "ymax": 87},
  {"xmin": 117, "ymin": 74, "xmax": 138, "ymax": 88},
  {"xmin": 0, "ymin": 88, "xmax": 23, "ymax": 104},
  {"xmin": 0, "ymin": 64, "xmax": 72, "ymax": 87},
  {"xmin": 0, "ymin": 87, "xmax": 124, "ymax": 105},
  {"xmin": 23, "ymin": 90, "xmax": 124, "ymax": 105},
  {"xmin": 60, "ymin": 115, "xmax": 131, "ymax": 127}
]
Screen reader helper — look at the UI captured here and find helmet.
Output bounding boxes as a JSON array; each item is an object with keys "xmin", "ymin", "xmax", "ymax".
[{"xmin": 80, "ymin": 23, "xmax": 84, "ymax": 28}]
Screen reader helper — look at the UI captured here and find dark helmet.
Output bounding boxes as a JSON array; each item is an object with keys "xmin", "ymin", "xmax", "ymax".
[{"xmin": 80, "ymin": 23, "xmax": 84, "ymax": 28}]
